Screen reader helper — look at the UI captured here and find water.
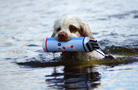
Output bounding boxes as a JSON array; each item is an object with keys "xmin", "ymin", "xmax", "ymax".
[{"xmin": 0, "ymin": 0, "xmax": 138, "ymax": 90}]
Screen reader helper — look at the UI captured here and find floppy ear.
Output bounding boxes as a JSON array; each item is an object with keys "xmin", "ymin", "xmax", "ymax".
[{"xmin": 80, "ymin": 23, "xmax": 95, "ymax": 39}]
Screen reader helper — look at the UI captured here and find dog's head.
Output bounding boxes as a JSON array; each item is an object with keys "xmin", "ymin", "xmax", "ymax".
[{"xmin": 51, "ymin": 16, "xmax": 94, "ymax": 41}]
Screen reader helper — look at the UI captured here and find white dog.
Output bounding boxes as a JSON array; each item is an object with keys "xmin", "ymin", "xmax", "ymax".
[{"xmin": 51, "ymin": 16, "xmax": 105, "ymax": 60}]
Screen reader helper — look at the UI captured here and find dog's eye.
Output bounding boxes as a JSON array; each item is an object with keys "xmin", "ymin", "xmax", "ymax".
[
  {"xmin": 69, "ymin": 25, "xmax": 78, "ymax": 33},
  {"xmin": 56, "ymin": 27, "xmax": 61, "ymax": 32}
]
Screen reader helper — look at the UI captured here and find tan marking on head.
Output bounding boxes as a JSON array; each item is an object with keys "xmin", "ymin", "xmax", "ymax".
[{"xmin": 69, "ymin": 25, "xmax": 79, "ymax": 33}]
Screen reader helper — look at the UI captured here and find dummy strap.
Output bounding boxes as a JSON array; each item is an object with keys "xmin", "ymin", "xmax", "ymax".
[{"xmin": 85, "ymin": 39, "xmax": 100, "ymax": 52}]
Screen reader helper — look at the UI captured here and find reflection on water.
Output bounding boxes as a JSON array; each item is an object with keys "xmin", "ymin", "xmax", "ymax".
[
  {"xmin": 46, "ymin": 66, "xmax": 100, "ymax": 90},
  {"xmin": 16, "ymin": 53, "xmax": 138, "ymax": 89}
]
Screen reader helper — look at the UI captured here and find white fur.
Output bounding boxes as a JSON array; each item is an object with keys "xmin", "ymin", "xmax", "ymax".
[{"xmin": 52, "ymin": 16, "xmax": 105, "ymax": 60}]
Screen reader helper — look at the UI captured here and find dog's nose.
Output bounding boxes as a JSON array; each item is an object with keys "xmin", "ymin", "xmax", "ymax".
[
  {"xmin": 58, "ymin": 32, "xmax": 67, "ymax": 38},
  {"xmin": 58, "ymin": 32, "xmax": 67, "ymax": 41}
]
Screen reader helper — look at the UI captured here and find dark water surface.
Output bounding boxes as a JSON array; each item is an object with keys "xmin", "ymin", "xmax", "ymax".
[{"xmin": 0, "ymin": 0, "xmax": 138, "ymax": 90}]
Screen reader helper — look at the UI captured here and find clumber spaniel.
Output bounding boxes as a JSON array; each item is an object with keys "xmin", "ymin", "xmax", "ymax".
[{"xmin": 51, "ymin": 16, "xmax": 105, "ymax": 60}]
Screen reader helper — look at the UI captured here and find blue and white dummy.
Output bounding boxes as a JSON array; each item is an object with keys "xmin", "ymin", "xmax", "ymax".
[{"xmin": 42, "ymin": 37, "xmax": 105, "ymax": 59}]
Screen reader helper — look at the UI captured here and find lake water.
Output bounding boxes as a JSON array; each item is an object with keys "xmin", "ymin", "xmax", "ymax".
[{"xmin": 0, "ymin": 0, "xmax": 138, "ymax": 90}]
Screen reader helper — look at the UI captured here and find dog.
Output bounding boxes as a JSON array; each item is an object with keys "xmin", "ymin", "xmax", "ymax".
[{"xmin": 51, "ymin": 16, "xmax": 105, "ymax": 60}]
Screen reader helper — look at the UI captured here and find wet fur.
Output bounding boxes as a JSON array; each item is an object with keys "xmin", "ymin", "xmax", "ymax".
[{"xmin": 51, "ymin": 16, "xmax": 105, "ymax": 60}]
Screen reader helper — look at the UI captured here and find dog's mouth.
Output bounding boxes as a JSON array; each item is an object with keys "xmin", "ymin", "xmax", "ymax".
[
  {"xmin": 57, "ymin": 38, "xmax": 69, "ymax": 42},
  {"xmin": 56, "ymin": 37, "xmax": 72, "ymax": 42}
]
